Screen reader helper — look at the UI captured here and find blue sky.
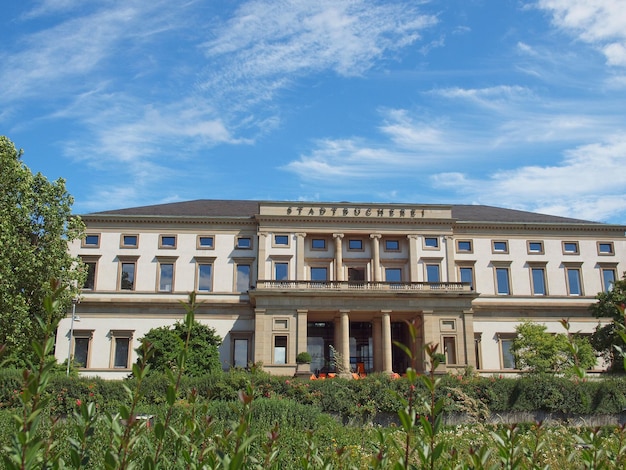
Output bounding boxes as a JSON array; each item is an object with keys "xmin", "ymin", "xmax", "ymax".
[{"xmin": 2, "ymin": 1, "xmax": 626, "ymax": 224}]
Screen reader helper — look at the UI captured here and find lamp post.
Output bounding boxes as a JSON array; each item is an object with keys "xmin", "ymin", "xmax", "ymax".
[{"xmin": 66, "ymin": 297, "xmax": 80, "ymax": 376}]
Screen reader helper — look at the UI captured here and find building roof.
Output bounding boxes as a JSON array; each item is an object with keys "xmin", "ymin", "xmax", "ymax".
[{"xmin": 88, "ymin": 199, "xmax": 604, "ymax": 225}]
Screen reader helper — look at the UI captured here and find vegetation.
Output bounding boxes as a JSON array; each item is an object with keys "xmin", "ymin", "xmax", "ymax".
[
  {"xmin": 296, "ymin": 351, "xmax": 312, "ymax": 364},
  {"xmin": 0, "ymin": 136, "xmax": 85, "ymax": 367},
  {"xmin": 591, "ymin": 273, "xmax": 626, "ymax": 370}
]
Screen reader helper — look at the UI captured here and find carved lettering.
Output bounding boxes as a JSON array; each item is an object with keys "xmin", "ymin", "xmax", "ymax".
[
  {"xmin": 319, "ymin": 208, "xmax": 326, "ymax": 215},
  {"xmin": 287, "ymin": 207, "xmax": 292, "ymax": 215},
  {"xmin": 365, "ymin": 208, "xmax": 371, "ymax": 216},
  {"xmin": 377, "ymin": 209, "xmax": 384, "ymax": 216},
  {"xmin": 297, "ymin": 207, "xmax": 303, "ymax": 215},
  {"xmin": 399, "ymin": 209, "xmax": 405, "ymax": 217},
  {"xmin": 343, "ymin": 208, "xmax": 349, "ymax": 216},
  {"xmin": 331, "ymin": 208, "xmax": 337, "ymax": 215},
  {"xmin": 389, "ymin": 209, "xmax": 394, "ymax": 217},
  {"xmin": 354, "ymin": 208, "xmax": 361, "ymax": 216},
  {"xmin": 410, "ymin": 209, "xmax": 416, "ymax": 217},
  {"xmin": 308, "ymin": 208, "xmax": 315, "ymax": 215}
]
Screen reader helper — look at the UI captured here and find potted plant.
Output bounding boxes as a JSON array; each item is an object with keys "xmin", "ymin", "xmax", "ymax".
[{"xmin": 295, "ymin": 351, "xmax": 312, "ymax": 376}]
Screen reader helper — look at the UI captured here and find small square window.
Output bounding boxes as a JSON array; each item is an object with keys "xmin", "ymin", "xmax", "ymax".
[
  {"xmin": 424, "ymin": 237, "xmax": 439, "ymax": 248},
  {"xmin": 236, "ymin": 237, "xmax": 252, "ymax": 249},
  {"xmin": 310, "ymin": 267, "xmax": 328, "ymax": 281},
  {"xmin": 121, "ymin": 234, "xmax": 138, "ymax": 248},
  {"xmin": 311, "ymin": 239, "xmax": 326, "ymax": 250},
  {"xmin": 160, "ymin": 235, "xmax": 176, "ymax": 248},
  {"xmin": 348, "ymin": 239, "xmax": 363, "ymax": 250},
  {"xmin": 198, "ymin": 236, "xmax": 214, "ymax": 249},
  {"xmin": 492, "ymin": 241, "xmax": 508, "ymax": 253},
  {"xmin": 563, "ymin": 242, "xmax": 579, "ymax": 254},
  {"xmin": 457, "ymin": 240, "xmax": 472, "ymax": 252},
  {"xmin": 83, "ymin": 234, "xmax": 100, "ymax": 247},
  {"xmin": 385, "ymin": 240, "xmax": 400, "ymax": 251},
  {"xmin": 274, "ymin": 319, "xmax": 288, "ymax": 330},
  {"xmin": 598, "ymin": 242, "xmax": 614, "ymax": 255},
  {"xmin": 528, "ymin": 241, "xmax": 544, "ymax": 254},
  {"xmin": 274, "ymin": 235, "xmax": 289, "ymax": 246}
]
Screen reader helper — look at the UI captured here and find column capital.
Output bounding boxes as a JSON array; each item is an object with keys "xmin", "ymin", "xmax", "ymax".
[
  {"xmin": 370, "ymin": 233, "xmax": 382, "ymax": 240},
  {"xmin": 339, "ymin": 309, "xmax": 351, "ymax": 315},
  {"xmin": 297, "ymin": 309, "xmax": 309, "ymax": 315},
  {"xmin": 333, "ymin": 233, "xmax": 344, "ymax": 239},
  {"xmin": 407, "ymin": 234, "xmax": 419, "ymax": 240},
  {"xmin": 295, "ymin": 232, "xmax": 307, "ymax": 238},
  {"xmin": 257, "ymin": 232, "xmax": 268, "ymax": 238}
]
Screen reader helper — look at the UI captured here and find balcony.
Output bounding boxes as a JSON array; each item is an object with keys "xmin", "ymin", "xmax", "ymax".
[{"xmin": 254, "ymin": 280, "xmax": 471, "ymax": 292}]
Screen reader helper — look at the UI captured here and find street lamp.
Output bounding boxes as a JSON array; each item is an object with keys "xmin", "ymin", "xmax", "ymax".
[{"xmin": 66, "ymin": 297, "xmax": 80, "ymax": 376}]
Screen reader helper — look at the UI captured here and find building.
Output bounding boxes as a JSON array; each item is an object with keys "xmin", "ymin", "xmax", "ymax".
[{"xmin": 55, "ymin": 200, "xmax": 626, "ymax": 378}]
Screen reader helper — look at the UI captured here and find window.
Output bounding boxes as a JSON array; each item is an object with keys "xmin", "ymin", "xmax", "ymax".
[
  {"xmin": 348, "ymin": 239, "xmax": 363, "ymax": 250},
  {"xmin": 598, "ymin": 242, "xmax": 614, "ymax": 255},
  {"xmin": 275, "ymin": 262, "xmax": 288, "ymax": 281},
  {"xmin": 197, "ymin": 263, "xmax": 213, "ymax": 292},
  {"xmin": 236, "ymin": 237, "xmax": 252, "ymax": 249},
  {"xmin": 601, "ymin": 268, "xmax": 616, "ymax": 293},
  {"xmin": 492, "ymin": 241, "xmax": 508, "ymax": 253},
  {"xmin": 528, "ymin": 241, "xmax": 544, "ymax": 254},
  {"xmin": 385, "ymin": 267, "xmax": 402, "ymax": 283},
  {"xmin": 563, "ymin": 241, "xmax": 579, "ymax": 254},
  {"xmin": 566, "ymin": 267, "xmax": 583, "ymax": 295},
  {"xmin": 233, "ymin": 338, "xmax": 249, "ymax": 368},
  {"xmin": 310, "ymin": 267, "xmax": 328, "ymax": 282},
  {"xmin": 531, "ymin": 267, "xmax": 546, "ymax": 295},
  {"xmin": 443, "ymin": 336, "xmax": 457, "ymax": 364},
  {"xmin": 159, "ymin": 235, "xmax": 177, "ymax": 249},
  {"xmin": 158, "ymin": 261, "xmax": 174, "ymax": 292},
  {"xmin": 426, "ymin": 264, "xmax": 440, "ymax": 283},
  {"xmin": 274, "ymin": 234, "xmax": 289, "ymax": 246},
  {"xmin": 197, "ymin": 236, "xmax": 214, "ymax": 249},
  {"xmin": 457, "ymin": 240, "xmax": 472, "ymax": 252},
  {"xmin": 81, "ymin": 259, "xmax": 97, "ymax": 290},
  {"xmin": 274, "ymin": 336, "xmax": 287, "ymax": 364},
  {"xmin": 495, "ymin": 267, "xmax": 511, "ymax": 295},
  {"xmin": 459, "ymin": 266, "xmax": 474, "ymax": 289},
  {"xmin": 385, "ymin": 239, "xmax": 400, "ymax": 251},
  {"xmin": 236, "ymin": 264, "xmax": 251, "ymax": 292},
  {"xmin": 500, "ymin": 336, "xmax": 515, "ymax": 369},
  {"xmin": 348, "ymin": 267, "xmax": 365, "ymax": 282},
  {"xmin": 71, "ymin": 331, "xmax": 93, "ymax": 368},
  {"xmin": 274, "ymin": 319, "xmax": 288, "ymax": 330},
  {"xmin": 424, "ymin": 237, "xmax": 439, "ymax": 248},
  {"xmin": 110, "ymin": 331, "xmax": 133, "ymax": 369},
  {"xmin": 83, "ymin": 234, "xmax": 100, "ymax": 247},
  {"xmin": 119, "ymin": 260, "xmax": 137, "ymax": 291},
  {"xmin": 121, "ymin": 234, "xmax": 138, "ymax": 248},
  {"xmin": 311, "ymin": 238, "xmax": 326, "ymax": 250}
]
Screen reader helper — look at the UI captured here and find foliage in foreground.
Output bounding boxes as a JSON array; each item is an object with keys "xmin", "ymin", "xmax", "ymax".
[{"xmin": 2, "ymin": 290, "xmax": 626, "ymax": 469}]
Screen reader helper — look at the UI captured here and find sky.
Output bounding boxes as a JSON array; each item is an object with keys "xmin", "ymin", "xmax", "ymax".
[{"xmin": 2, "ymin": 1, "xmax": 626, "ymax": 224}]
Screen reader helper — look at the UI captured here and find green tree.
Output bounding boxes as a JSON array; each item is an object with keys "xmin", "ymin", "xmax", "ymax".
[
  {"xmin": 511, "ymin": 321, "xmax": 596, "ymax": 374},
  {"xmin": 590, "ymin": 273, "xmax": 626, "ymax": 371},
  {"xmin": 0, "ymin": 136, "xmax": 85, "ymax": 367},
  {"xmin": 137, "ymin": 320, "xmax": 222, "ymax": 376}
]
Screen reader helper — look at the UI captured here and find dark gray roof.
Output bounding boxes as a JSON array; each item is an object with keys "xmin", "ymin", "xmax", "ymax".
[{"xmin": 89, "ymin": 199, "xmax": 601, "ymax": 225}]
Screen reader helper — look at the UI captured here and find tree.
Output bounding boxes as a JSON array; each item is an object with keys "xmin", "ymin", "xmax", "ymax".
[
  {"xmin": 511, "ymin": 321, "xmax": 596, "ymax": 374},
  {"xmin": 590, "ymin": 273, "xmax": 626, "ymax": 371},
  {"xmin": 137, "ymin": 320, "xmax": 222, "ymax": 376},
  {"xmin": 0, "ymin": 136, "xmax": 85, "ymax": 367}
]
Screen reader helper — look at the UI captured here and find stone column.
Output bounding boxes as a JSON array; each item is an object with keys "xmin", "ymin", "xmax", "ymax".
[
  {"xmin": 295, "ymin": 233, "xmax": 306, "ymax": 280},
  {"xmin": 297, "ymin": 309, "xmax": 308, "ymax": 356},
  {"xmin": 340, "ymin": 310, "xmax": 351, "ymax": 375},
  {"xmin": 372, "ymin": 316, "xmax": 382, "ymax": 372},
  {"xmin": 381, "ymin": 310, "xmax": 393, "ymax": 373},
  {"xmin": 445, "ymin": 236, "xmax": 455, "ymax": 282},
  {"xmin": 370, "ymin": 234, "xmax": 382, "ymax": 282},
  {"xmin": 254, "ymin": 309, "xmax": 267, "ymax": 365},
  {"xmin": 461, "ymin": 308, "xmax": 477, "ymax": 367},
  {"xmin": 407, "ymin": 234, "xmax": 419, "ymax": 282},
  {"xmin": 257, "ymin": 233, "xmax": 267, "ymax": 280},
  {"xmin": 333, "ymin": 233, "xmax": 344, "ymax": 281}
]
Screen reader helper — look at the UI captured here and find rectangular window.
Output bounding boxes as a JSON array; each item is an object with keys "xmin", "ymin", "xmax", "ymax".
[
  {"xmin": 197, "ymin": 264, "xmax": 213, "ymax": 292},
  {"xmin": 531, "ymin": 267, "xmax": 546, "ymax": 295},
  {"xmin": 274, "ymin": 336, "xmax": 287, "ymax": 364},
  {"xmin": 159, "ymin": 235, "xmax": 177, "ymax": 249},
  {"xmin": 528, "ymin": 241, "xmax": 544, "ymax": 254},
  {"xmin": 563, "ymin": 241, "xmax": 579, "ymax": 254},
  {"xmin": 275, "ymin": 262, "xmax": 288, "ymax": 281},
  {"xmin": 385, "ymin": 267, "xmax": 402, "ymax": 283},
  {"xmin": 426, "ymin": 264, "xmax": 440, "ymax": 283},
  {"xmin": 567, "ymin": 268, "xmax": 582, "ymax": 295},
  {"xmin": 236, "ymin": 264, "xmax": 251, "ymax": 292},
  {"xmin": 72, "ymin": 331, "xmax": 92, "ymax": 368},
  {"xmin": 236, "ymin": 237, "xmax": 252, "ymax": 249},
  {"xmin": 348, "ymin": 267, "xmax": 365, "ymax": 282},
  {"xmin": 348, "ymin": 239, "xmax": 363, "ymax": 250},
  {"xmin": 83, "ymin": 261, "xmax": 96, "ymax": 290},
  {"xmin": 121, "ymin": 234, "xmax": 138, "ymax": 248},
  {"xmin": 274, "ymin": 234, "xmax": 289, "ymax": 246},
  {"xmin": 311, "ymin": 239, "xmax": 326, "ymax": 250},
  {"xmin": 495, "ymin": 267, "xmax": 510, "ymax": 295},
  {"xmin": 500, "ymin": 337, "xmax": 515, "ymax": 369},
  {"xmin": 158, "ymin": 263, "xmax": 174, "ymax": 292},
  {"xmin": 120, "ymin": 262, "xmax": 136, "ymax": 290},
  {"xmin": 233, "ymin": 338, "xmax": 249, "ymax": 368},
  {"xmin": 310, "ymin": 267, "xmax": 328, "ymax": 281},
  {"xmin": 598, "ymin": 242, "xmax": 614, "ymax": 255},
  {"xmin": 457, "ymin": 240, "xmax": 472, "ymax": 252},
  {"xmin": 602, "ymin": 268, "xmax": 616, "ymax": 293},
  {"xmin": 198, "ymin": 236, "xmax": 214, "ymax": 249},
  {"xmin": 459, "ymin": 266, "xmax": 474, "ymax": 289},
  {"xmin": 385, "ymin": 239, "xmax": 400, "ymax": 251},
  {"xmin": 424, "ymin": 237, "xmax": 439, "ymax": 248},
  {"xmin": 111, "ymin": 335, "xmax": 131, "ymax": 369},
  {"xmin": 83, "ymin": 234, "xmax": 100, "ymax": 247},
  {"xmin": 492, "ymin": 241, "xmax": 508, "ymax": 253},
  {"xmin": 443, "ymin": 336, "xmax": 457, "ymax": 364}
]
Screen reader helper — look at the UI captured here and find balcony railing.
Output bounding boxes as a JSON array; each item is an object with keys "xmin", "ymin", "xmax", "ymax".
[{"xmin": 254, "ymin": 280, "xmax": 471, "ymax": 292}]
